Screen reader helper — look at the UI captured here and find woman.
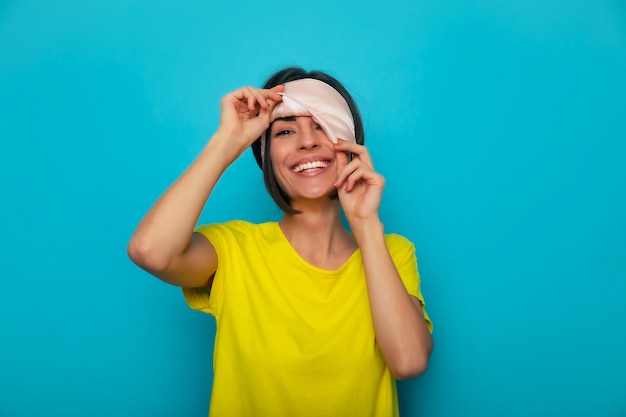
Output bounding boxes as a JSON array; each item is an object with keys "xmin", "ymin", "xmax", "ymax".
[{"xmin": 128, "ymin": 67, "xmax": 433, "ymax": 417}]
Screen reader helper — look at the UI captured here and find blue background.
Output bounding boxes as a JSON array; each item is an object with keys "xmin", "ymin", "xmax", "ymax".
[{"xmin": 1, "ymin": 1, "xmax": 625, "ymax": 416}]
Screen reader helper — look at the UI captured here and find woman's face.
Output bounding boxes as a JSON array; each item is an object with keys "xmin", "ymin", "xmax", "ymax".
[{"xmin": 269, "ymin": 116, "xmax": 338, "ymax": 203}]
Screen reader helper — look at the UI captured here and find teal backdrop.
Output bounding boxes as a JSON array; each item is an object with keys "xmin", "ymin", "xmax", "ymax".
[{"xmin": 1, "ymin": 1, "xmax": 625, "ymax": 416}]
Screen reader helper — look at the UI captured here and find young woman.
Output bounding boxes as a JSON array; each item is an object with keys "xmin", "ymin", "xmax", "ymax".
[{"xmin": 128, "ymin": 67, "xmax": 433, "ymax": 417}]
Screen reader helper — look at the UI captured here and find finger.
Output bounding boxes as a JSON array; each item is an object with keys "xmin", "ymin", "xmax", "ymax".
[
  {"xmin": 335, "ymin": 159, "xmax": 365, "ymax": 190},
  {"xmin": 334, "ymin": 151, "xmax": 352, "ymax": 187},
  {"xmin": 333, "ymin": 140, "xmax": 374, "ymax": 168},
  {"xmin": 257, "ymin": 101, "xmax": 276, "ymax": 122},
  {"xmin": 264, "ymin": 94, "xmax": 283, "ymax": 110},
  {"xmin": 244, "ymin": 86, "xmax": 267, "ymax": 111},
  {"xmin": 262, "ymin": 86, "xmax": 284, "ymax": 107},
  {"xmin": 343, "ymin": 167, "xmax": 367, "ymax": 193},
  {"xmin": 336, "ymin": 148, "xmax": 349, "ymax": 172},
  {"xmin": 345, "ymin": 166, "xmax": 376, "ymax": 192},
  {"xmin": 230, "ymin": 87, "xmax": 255, "ymax": 112},
  {"xmin": 335, "ymin": 142, "xmax": 371, "ymax": 167},
  {"xmin": 344, "ymin": 167, "xmax": 363, "ymax": 192},
  {"xmin": 267, "ymin": 85, "xmax": 285, "ymax": 98},
  {"xmin": 226, "ymin": 86, "xmax": 282, "ymax": 112},
  {"xmin": 256, "ymin": 88, "xmax": 281, "ymax": 109},
  {"xmin": 340, "ymin": 162, "xmax": 383, "ymax": 192},
  {"xmin": 255, "ymin": 86, "xmax": 283, "ymax": 105}
]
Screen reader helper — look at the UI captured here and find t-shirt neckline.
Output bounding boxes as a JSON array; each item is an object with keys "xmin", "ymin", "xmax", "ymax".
[{"xmin": 272, "ymin": 222, "xmax": 361, "ymax": 275}]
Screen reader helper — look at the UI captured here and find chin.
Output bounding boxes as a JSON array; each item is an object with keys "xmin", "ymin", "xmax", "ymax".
[{"xmin": 292, "ymin": 189, "xmax": 340, "ymax": 204}]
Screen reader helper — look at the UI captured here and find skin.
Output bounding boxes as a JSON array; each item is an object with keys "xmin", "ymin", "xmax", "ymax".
[{"xmin": 127, "ymin": 85, "xmax": 433, "ymax": 379}]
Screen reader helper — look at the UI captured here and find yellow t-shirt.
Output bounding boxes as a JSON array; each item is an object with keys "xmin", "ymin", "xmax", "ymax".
[{"xmin": 183, "ymin": 221, "xmax": 432, "ymax": 417}]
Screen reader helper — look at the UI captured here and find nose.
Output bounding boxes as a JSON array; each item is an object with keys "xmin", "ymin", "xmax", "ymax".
[{"xmin": 297, "ymin": 119, "xmax": 323, "ymax": 150}]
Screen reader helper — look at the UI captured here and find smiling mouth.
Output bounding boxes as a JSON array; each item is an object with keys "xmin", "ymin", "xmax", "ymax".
[{"xmin": 292, "ymin": 160, "xmax": 331, "ymax": 173}]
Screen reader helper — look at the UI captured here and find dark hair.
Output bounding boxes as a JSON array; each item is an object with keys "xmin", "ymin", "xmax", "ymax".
[{"xmin": 251, "ymin": 67, "xmax": 365, "ymax": 213}]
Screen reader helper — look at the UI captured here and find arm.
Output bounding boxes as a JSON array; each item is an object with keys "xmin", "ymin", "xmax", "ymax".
[
  {"xmin": 127, "ymin": 86, "xmax": 283, "ymax": 288},
  {"xmin": 334, "ymin": 140, "xmax": 433, "ymax": 379}
]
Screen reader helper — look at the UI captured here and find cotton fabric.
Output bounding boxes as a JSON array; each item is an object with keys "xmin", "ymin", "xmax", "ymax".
[{"xmin": 183, "ymin": 221, "xmax": 432, "ymax": 417}]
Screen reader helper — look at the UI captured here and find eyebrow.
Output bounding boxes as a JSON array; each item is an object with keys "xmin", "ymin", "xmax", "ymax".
[{"xmin": 274, "ymin": 116, "xmax": 297, "ymax": 122}]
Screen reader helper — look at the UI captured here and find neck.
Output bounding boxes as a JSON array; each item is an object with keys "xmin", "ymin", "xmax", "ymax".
[{"xmin": 279, "ymin": 200, "xmax": 357, "ymax": 270}]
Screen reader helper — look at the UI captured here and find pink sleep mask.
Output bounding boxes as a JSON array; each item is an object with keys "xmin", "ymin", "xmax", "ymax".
[{"xmin": 260, "ymin": 78, "xmax": 356, "ymax": 162}]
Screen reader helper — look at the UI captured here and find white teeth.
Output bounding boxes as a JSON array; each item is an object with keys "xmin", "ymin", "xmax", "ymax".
[{"xmin": 292, "ymin": 161, "xmax": 329, "ymax": 173}]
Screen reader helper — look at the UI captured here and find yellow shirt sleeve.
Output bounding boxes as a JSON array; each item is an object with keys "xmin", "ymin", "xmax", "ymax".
[{"xmin": 385, "ymin": 233, "xmax": 434, "ymax": 333}]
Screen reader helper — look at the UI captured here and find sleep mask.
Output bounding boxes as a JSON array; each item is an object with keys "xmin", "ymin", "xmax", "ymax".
[{"xmin": 259, "ymin": 78, "xmax": 356, "ymax": 165}]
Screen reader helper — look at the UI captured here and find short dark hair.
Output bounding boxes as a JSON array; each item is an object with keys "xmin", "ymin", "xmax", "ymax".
[{"xmin": 251, "ymin": 67, "xmax": 365, "ymax": 213}]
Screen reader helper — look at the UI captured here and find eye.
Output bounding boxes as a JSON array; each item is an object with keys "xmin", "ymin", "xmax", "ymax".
[{"xmin": 274, "ymin": 129, "xmax": 294, "ymax": 137}]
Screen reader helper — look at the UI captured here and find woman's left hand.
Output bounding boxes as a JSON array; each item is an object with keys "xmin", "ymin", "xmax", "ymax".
[{"xmin": 334, "ymin": 140, "xmax": 385, "ymax": 226}]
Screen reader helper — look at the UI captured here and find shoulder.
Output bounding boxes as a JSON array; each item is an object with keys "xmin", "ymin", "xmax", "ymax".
[
  {"xmin": 195, "ymin": 220, "xmax": 277, "ymax": 243},
  {"xmin": 196, "ymin": 220, "xmax": 255, "ymax": 234},
  {"xmin": 384, "ymin": 233, "xmax": 415, "ymax": 252},
  {"xmin": 384, "ymin": 232, "xmax": 418, "ymax": 266}
]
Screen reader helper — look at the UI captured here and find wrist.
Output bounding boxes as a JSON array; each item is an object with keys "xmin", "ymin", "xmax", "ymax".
[
  {"xmin": 350, "ymin": 217, "xmax": 384, "ymax": 243},
  {"xmin": 208, "ymin": 130, "xmax": 248, "ymax": 164}
]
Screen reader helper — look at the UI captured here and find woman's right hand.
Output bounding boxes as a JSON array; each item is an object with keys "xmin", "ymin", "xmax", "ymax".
[
  {"xmin": 216, "ymin": 85, "xmax": 284, "ymax": 152},
  {"xmin": 128, "ymin": 85, "xmax": 284, "ymax": 289}
]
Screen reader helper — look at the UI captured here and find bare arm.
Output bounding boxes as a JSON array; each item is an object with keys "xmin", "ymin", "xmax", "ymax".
[
  {"xmin": 127, "ymin": 86, "xmax": 283, "ymax": 287},
  {"xmin": 352, "ymin": 221, "xmax": 433, "ymax": 379},
  {"xmin": 334, "ymin": 140, "xmax": 433, "ymax": 379}
]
